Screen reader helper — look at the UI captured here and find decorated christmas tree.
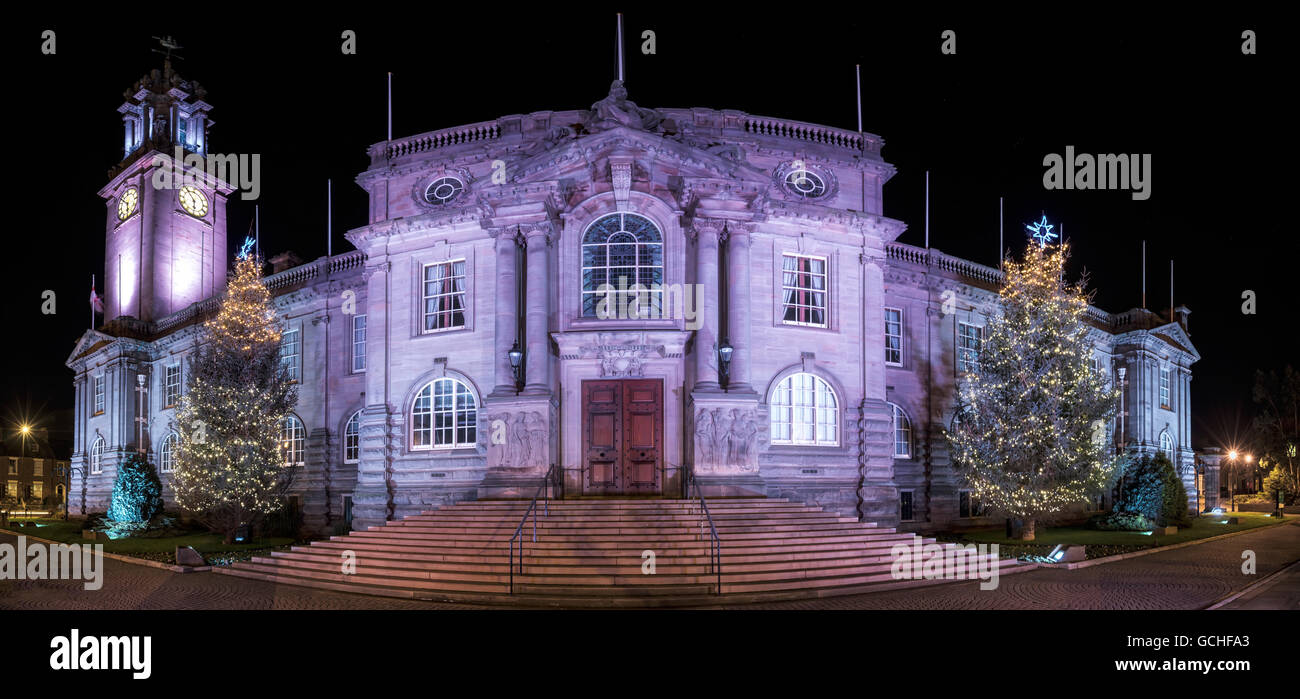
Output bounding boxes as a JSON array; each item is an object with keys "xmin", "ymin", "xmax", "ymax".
[
  {"xmin": 171, "ymin": 240, "xmax": 299, "ymax": 543},
  {"xmin": 945, "ymin": 219, "xmax": 1120, "ymax": 540}
]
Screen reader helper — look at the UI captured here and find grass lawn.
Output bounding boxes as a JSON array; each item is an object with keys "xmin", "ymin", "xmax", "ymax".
[
  {"xmin": 937, "ymin": 511, "xmax": 1287, "ymax": 560},
  {"xmin": 1, "ymin": 518, "xmax": 295, "ymax": 565}
]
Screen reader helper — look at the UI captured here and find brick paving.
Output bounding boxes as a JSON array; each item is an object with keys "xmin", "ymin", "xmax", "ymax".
[{"xmin": 1, "ymin": 521, "xmax": 1296, "ymax": 610}]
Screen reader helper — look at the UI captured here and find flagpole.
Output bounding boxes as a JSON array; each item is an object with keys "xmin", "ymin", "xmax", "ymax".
[
  {"xmin": 327, "ymin": 179, "xmax": 333, "ymax": 258},
  {"xmin": 256, "ymin": 205, "xmax": 261, "ymax": 261},
  {"xmin": 856, "ymin": 64, "xmax": 865, "ymax": 212},
  {"xmin": 617, "ymin": 13, "xmax": 625, "ymax": 82},
  {"xmin": 1141, "ymin": 240, "xmax": 1146, "ymax": 310},
  {"xmin": 387, "ymin": 72, "xmax": 393, "ymax": 142},
  {"xmin": 924, "ymin": 171, "xmax": 930, "ymax": 249},
  {"xmin": 1170, "ymin": 259, "xmax": 1174, "ymax": 323},
  {"xmin": 998, "ymin": 197, "xmax": 1003, "ymax": 272},
  {"xmin": 90, "ymin": 273, "xmax": 94, "ymax": 331}
]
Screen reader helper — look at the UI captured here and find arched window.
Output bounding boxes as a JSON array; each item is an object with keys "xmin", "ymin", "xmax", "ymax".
[
  {"xmin": 888, "ymin": 402, "xmax": 912, "ymax": 459},
  {"xmin": 344, "ymin": 410, "xmax": 361, "ymax": 463},
  {"xmin": 1159, "ymin": 431, "xmax": 1173, "ymax": 456},
  {"xmin": 281, "ymin": 415, "xmax": 305, "ymax": 466},
  {"xmin": 90, "ymin": 438, "xmax": 105, "ymax": 474},
  {"xmin": 159, "ymin": 432, "xmax": 178, "ymax": 473},
  {"xmin": 411, "ymin": 378, "xmax": 477, "ymax": 449},
  {"xmin": 581, "ymin": 212, "xmax": 664, "ymax": 319},
  {"xmin": 770, "ymin": 373, "xmax": 838, "ymax": 446}
]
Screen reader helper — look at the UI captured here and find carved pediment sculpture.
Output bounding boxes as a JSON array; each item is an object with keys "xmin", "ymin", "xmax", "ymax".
[{"xmin": 584, "ymin": 80, "xmax": 663, "ymax": 133}]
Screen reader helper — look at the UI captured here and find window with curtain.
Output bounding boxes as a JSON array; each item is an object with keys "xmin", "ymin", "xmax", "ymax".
[
  {"xmin": 957, "ymin": 322, "xmax": 982, "ymax": 373},
  {"xmin": 581, "ymin": 213, "xmax": 663, "ymax": 319},
  {"xmin": 884, "ymin": 308, "xmax": 903, "ymax": 365},
  {"xmin": 281, "ymin": 328, "xmax": 301, "ymax": 382},
  {"xmin": 781, "ymin": 254, "xmax": 827, "ymax": 327},
  {"xmin": 423, "ymin": 261, "xmax": 467, "ymax": 332}
]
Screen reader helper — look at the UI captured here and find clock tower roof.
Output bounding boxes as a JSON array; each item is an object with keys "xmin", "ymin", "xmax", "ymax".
[{"xmin": 111, "ymin": 38, "xmax": 213, "ymax": 179}]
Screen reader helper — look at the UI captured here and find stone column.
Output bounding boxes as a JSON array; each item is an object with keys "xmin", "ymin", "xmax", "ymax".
[
  {"xmin": 724, "ymin": 223, "xmax": 753, "ymax": 393},
  {"xmin": 692, "ymin": 218, "xmax": 723, "ymax": 391},
  {"xmin": 491, "ymin": 229, "xmax": 520, "ymax": 395},
  {"xmin": 522, "ymin": 222, "xmax": 551, "ymax": 394}
]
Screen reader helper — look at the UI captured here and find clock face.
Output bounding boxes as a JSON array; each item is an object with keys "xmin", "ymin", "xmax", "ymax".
[
  {"xmin": 117, "ymin": 187, "xmax": 139, "ymax": 220},
  {"xmin": 178, "ymin": 186, "xmax": 209, "ymax": 217}
]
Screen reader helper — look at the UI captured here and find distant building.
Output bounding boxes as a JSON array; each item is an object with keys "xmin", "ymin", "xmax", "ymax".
[
  {"xmin": 67, "ymin": 60, "xmax": 1202, "ymax": 535},
  {"xmin": 1, "ymin": 427, "xmax": 69, "ymax": 514}
]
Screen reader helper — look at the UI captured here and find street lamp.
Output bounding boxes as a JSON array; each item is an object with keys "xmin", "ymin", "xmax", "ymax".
[
  {"xmin": 507, "ymin": 341, "xmax": 525, "ymax": 394},
  {"xmin": 717, "ymin": 339, "xmax": 734, "ymax": 391}
]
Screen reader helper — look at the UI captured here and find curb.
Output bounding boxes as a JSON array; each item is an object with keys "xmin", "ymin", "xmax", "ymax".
[
  {"xmin": 1204, "ymin": 558, "xmax": 1300, "ymax": 610},
  {"xmin": 1037, "ymin": 517, "xmax": 1296, "ymax": 570},
  {"xmin": 0, "ymin": 528, "xmax": 212, "ymax": 573}
]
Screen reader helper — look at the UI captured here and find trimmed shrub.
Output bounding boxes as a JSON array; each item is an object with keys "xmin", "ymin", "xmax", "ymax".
[
  {"xmin": 1115, "ymin": 452, "xmax": 1190, "ymax": 527},
  {"xmin": 107, "ymin": 453, "xmax": 164, "ymax": 523},
  {"xmin": 1089, "ymin": 511, "xmax": 1152, "ymax": 531}
]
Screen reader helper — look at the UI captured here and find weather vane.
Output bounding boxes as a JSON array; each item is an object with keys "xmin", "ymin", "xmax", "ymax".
[
  {"xmin": 238, "ymin": 236, "xmax": 255, "ymax": 260},
  {"xmin": 1024, "ymin": 215, "xmax": 1058, "ymax": 248}
]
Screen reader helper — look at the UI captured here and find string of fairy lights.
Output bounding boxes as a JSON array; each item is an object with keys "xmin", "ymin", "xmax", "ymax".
[{"xmin": 945, "ymin": 241, "xmax": 1122, "ymax": 519}]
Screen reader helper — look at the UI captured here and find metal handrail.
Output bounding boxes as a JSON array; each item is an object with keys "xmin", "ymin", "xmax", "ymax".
[
  {"xmin": 684, "ymin": 467, "xmax": 722, "ymax": 595},
  {"xmin": 508, "ymin": 463, "xmax": 560, "ymax": 594}
]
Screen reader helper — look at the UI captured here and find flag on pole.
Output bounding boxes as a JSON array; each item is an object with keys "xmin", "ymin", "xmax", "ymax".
[{"xmin": 90, "ymin": 275, "xmax": 104, "ymax": 314}]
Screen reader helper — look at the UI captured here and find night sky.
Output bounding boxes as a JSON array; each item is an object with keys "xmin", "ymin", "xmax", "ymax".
[{"xmin": 9, "ymin": 10, "xmax": 1293, "ymax": 454}]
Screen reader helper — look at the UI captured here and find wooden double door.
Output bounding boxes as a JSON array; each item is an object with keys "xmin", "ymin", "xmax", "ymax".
[{"xmin": 581, "ymin": 379, "xmax": 664, "ymax": 495}]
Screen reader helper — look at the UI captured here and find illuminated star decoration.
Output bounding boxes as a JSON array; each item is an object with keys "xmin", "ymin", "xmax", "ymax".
[
  {"xmin": 237, "ymin": 236, "xmax": 256, "ymax": 260},
  {"xmin": 1025, "ymin": 215, "xmax": 1058, "ymax": 248}
]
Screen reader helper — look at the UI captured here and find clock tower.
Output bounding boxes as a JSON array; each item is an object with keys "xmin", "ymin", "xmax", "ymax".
[{"xmin": 99, "ymin": 55, "xmax": 231, "ymax": 325}]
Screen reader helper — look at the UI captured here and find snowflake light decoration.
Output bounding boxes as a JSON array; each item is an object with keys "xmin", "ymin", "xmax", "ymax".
[{"xmin": 1025, "ymin": 215, "xmax": 1058, "ymax": 248}]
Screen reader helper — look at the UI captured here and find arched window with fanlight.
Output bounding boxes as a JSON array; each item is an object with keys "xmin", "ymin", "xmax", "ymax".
[
  {"xmin": 581, "ymin": 212, "xmax": 664, "ymax": 319},
  {"xmin": 281, "ymin": 415, "xmax": 305, "ymax": 467},
  {"xmin": 344, "ymin": 410, "xmax": 361, "ymax": 464},
  {"xmin": 90, "ymin": 437, "xmax": 105, "ymax": 475},
  {"xmin": 888, "ymin": 402, "xmax": 912, "ymax": 459},
  {"xmin": 158, "ymin": 432, "xmax": 178, "ymax": 473},
  {"xmin": 1159, "ymin": 430, "xmax": 1174, "ymax": 456},
  {"xmin": 411, "ymin": 378, "xmax": 478, "ymax": 449},
  {"xmin": 770, "ymin": 373, "xmax": 839, "ymax": 446}
]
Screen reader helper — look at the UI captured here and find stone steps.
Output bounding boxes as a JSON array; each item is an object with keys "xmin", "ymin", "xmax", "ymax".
[{"xmin": 215, "ymin": 497, "xmax": 1029, "ymax": 607}]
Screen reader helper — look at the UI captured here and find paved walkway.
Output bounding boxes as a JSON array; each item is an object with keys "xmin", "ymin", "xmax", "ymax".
[{"xmin": 2, "ymin": 522, "xmax": 1296, "ymax": 610}]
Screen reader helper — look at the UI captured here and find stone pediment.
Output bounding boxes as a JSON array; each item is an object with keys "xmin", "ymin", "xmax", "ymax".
[
  {"xmin": 1149, "ymin": 322, "xmax": 1201, "ymax": 362},
  {"xmin": 66, "ymin": 329, "xmax": 117, "ymax": 367},
  {"xmin": 508, "ymin": 127, "xmax": 770, "ymax": 191}
]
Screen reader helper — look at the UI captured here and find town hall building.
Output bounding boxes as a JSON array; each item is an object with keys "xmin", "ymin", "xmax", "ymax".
[{"xmin": 65, "ymin": 60, "xmax": 1203, "ymax": 536}]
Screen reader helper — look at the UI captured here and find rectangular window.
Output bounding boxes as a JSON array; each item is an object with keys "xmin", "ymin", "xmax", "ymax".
[
  {"xmin": 281, "ymin": 328, "xmax": 301, "ymax": 382},
  {"xmin": 959, "ymin": 490, "xmax": 985, "ymax": 518},
  {"xmin": 1160, "ymin": 369, "xmax": 1171, "ymax": 409},
  {"xmin": 884, "ymin": 308, "xmax": 903, "ymax": 366},
  {"xmin": 31, "ymin": 482, "xmax": 43, "ymax": 499},
  {"xmin": 94, "ymin": 376, "xmax": 105, "ymax": 414},
  {"xmin": 32, "ymin": 460, "xmax": 43, "ymax": 477},
  {"xmin": 900, "ymin": 490, "xmax": 915, "ymax": 522},
  {"xmin": 5, "ymin": 481, "xmax": 16, "ymax": 498},
  {"xmin": 781, "ymin": 254, "xmax": 828, "ymax": 327},
  {"xmin": 957, "ymin": 322, "xmax": 983, "ymax": 373},
  {"xmin": 422, "ymin": 260, "xmax": 467, "ymax": 332},
  {"xmin": 164, "ymin": 364, "xmax": 181, "ymax": 407},
  {"xmin": 6, "ymin": 458, "xmax": 15, "ymax": 475},
  {"xmin": 352, "ymin": 315, "xmax": 367, "ymax": 372}
]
